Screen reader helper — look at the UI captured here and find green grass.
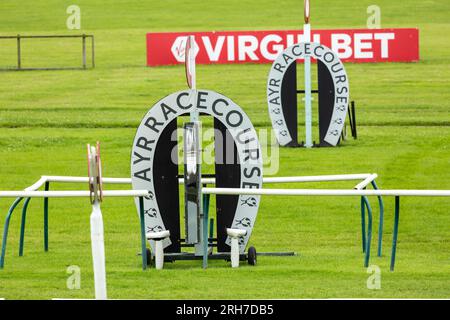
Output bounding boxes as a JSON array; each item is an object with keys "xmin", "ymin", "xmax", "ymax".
[{"xmin": 0, "ymin": 0, "xmax": 449, "ymax": 299}]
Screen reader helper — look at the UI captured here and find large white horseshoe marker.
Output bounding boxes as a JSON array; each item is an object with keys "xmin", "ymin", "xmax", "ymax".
[{"xmin": 267, "ymin": 42, "xmax": 349, "ymax": 147}]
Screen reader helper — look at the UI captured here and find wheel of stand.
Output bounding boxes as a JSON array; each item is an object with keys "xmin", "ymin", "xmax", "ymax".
[
  {"xmin": 247, "ymin": 246, "xmax": 257, "ymax": 266},
  {"xmin": 146, "ymin": 248, "xmax": 153, "ymax": 266}
]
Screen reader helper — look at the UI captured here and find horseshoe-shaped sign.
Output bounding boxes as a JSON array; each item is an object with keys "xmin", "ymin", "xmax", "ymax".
[
  {"xmin": 131, "ymin": 89, "xmax": 263, "ymax": 253},
  {"xmin": 267, "ymin": 42, "xmax": 349, "ymax": 146}
]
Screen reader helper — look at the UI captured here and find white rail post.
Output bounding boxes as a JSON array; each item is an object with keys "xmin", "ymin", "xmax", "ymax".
[
  {"xmin": 227, "ymin": 228, "xmax": 247, "ymax": 268},
  {"xmin": 147, "ymin": 230, "xmax": 170, "ymax": 270},
  {"xmin": 90, "ymin": 201, "xmax": 107, "ymax": 299},
  {"xmin": 87, "ymin": 142, "xmax": 107, "ymax": 300}
]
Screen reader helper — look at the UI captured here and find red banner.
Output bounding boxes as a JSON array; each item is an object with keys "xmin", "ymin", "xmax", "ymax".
[{"xmin": 146, "ymin": 28, "xmax": 419, "ymax": 66}]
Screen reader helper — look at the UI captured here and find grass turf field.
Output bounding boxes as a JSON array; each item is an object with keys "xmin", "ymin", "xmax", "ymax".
[{"xmin": 0, "ymin": 0, "xmax": 449, "ymax": 299}]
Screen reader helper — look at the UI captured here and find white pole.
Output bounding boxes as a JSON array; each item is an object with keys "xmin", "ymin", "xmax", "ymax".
[
  {"xmin": 0, "ymin": 190, "xmax": 150, "ymax": 198},
  {"xmin": 262, "ymin": 174, "xmax": 372, "ymax": 184},
  {"xmin": 19, "ymin": 173, "xmax": 374, "ymax": 192},
  {"xmin": 354, "ymin": 174, "xmax": 378, "ymax": 190},
  {"xmin": 90, "ymin": 201, "xmax": 107, "ymax": 300},
  {"xmin": 227, "ymin": 228, "xmax": 246, "ymax": 268},
  {"xmin": 42, "ymin": 176, "xmax": 131, "ymax": 184},
  {"xmin": 154, "ymin": 240, "xmax": 164, "ymax": 270},
  {"xmin": 24, "ymin": 177, "xmax": 48, "ymax": 191},
  {"xmin": 2, "ymin": 188, "xmax": 450, "ymax": 198},
  {"xmin": 230, "ymin": 237, "xmax": 239, "ymax": 268},
  {"xmin": 303, "ymin": 0, "xmax": 313, "ymax": 148},
  {"xmin": 202, "ymin": 187, "xmax": 450, "ymax": 197},
  {"xmin": 87, "ymin": 144, "xmax": 107, "ymax": 300}
]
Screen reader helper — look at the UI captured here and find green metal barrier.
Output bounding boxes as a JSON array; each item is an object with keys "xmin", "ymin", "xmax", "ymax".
[
  {"xmin": 1, "ymin": 178, "xmax": 393, "ymax": 271},
  {"xmin": 18, "ymin": 197, "xmax": 31, "ymax": 256},
  {"xmin": 139, "ymin": 196, "xmax": 147, "ymax": 270},
  {"xmin": 360, "ymin": 196, "xmax": 366, "ymax": 253},
  {"xmin": 371, "ymin": 180, "xmax": 384, "ymax": 257},
  {"xmin": 202, "ymin": 192, "xmax": 210, "ymax": 269},
  {"xmin": 362, "ymin": 196, "xmax": 373, "ymax": 267},
  {"xmin": 360, "ymin": 182, "xmax": 384, "ymax": 259},
  {"xmin": 390, "ymin": 196, "xmax": 400, "ymax": 271},
  {"xmin": 43, "ymin": 181, "xmax": 49, "ymax": 252},
  {"xmin": 0, "ymin": 197, "xmax": 24, "ymax": 268}
]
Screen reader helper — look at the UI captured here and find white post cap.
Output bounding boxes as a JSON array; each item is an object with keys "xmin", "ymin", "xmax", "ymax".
[
  {"xmin": 146, "ymin": 230, "xmax": 170, "ymax": 240},
  {"xmin": 226, "ymin": 228, "xmax": 247, "ymax": 238}
]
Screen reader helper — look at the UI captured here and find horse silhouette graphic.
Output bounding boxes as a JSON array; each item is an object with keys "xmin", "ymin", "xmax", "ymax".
[
  {"xmin": 147, "ymin": 225, "xmax": 163, "ymax": 233},
  {"xmin": 145, "ymin": 208, "xmax": 157, "ymax": 218},
  {"xmin": 240, "ymin": 197, "xmax": 257, "ymax": 207},
  {"xmin": 271, "ymin": 108, "xmax": 281, "ymax": 115},
  {"xmin": 236, "ymin": 217, "xmax": 252, "ymax": 228},
  {"xmin": 145, "ymin": 191, "xmax": 155, "ymax": 200}
]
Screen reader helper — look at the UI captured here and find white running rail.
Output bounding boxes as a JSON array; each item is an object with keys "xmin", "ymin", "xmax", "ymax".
[
  {"xmin": 17, "ymin": 173, "xmax": 378, "ymax": 193},
  {"xmin": 0, "ymin": 190, "xmax": 150, "ymax": 198},
  {"xmin": 202, "ymin": 188, "xmax": 450, "ymax": 197}
]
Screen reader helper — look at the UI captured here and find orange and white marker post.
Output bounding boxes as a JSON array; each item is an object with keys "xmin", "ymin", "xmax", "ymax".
[
  {"xmin": 185, "ymin": 35, "xmax": 198, "ymax": 122},
  {"xmin": 87, "ymin": 142, "xmax": 107, "ymax": 300}
]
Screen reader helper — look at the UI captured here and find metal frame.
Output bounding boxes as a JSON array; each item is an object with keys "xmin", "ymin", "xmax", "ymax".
[
  {"xmin": 202, "ymin": 187, "xmax": 450, "ymax": 270},
  {"xmin": 1, "ymin": 175, "xmax": 449, "ymax": 271},
  {"xmin": 0, "ymin": 173, "xmax": 382, "ymax": 270},
  {"xmin": 0, "ymin": 189, "xmax": 149, "ymax": 270},
  {"xmin": 144, "ymin": 190, "xmax": 287, "ymax": 269},
  {"xmin": 0, "ymin": 34, "xmax": 95, "ymax": 71}
]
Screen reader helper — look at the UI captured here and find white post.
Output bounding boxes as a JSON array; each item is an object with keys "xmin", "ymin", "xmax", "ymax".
[
  {"xmin": 230, "ymin": 238, "xmax": 239, "ymax": 268},
  {"xmin": 154, "ymin": 240, "xmax": 164, "ymax": 270},
  {"xmin": 90, "ymin": 201, "xmax": 107, "ymax": 299},
  {"xmin": 147, "ymin": 230, "xmax": 170, "ymax": 270},
  {"xmin": 303, "ymin": 0, "xmax": 313, "ymax": 148},
  {"xmin": 227, "ymin": 228, "xmax": 247, "ymax": 268}
]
